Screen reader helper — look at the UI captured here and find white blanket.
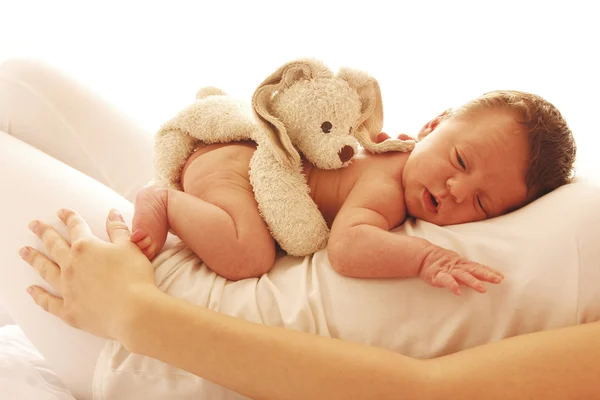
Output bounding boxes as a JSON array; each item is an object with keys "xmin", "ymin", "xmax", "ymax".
[{"xmin": 0, "ymin": 325, "xmax": 75, "ymax": 400}]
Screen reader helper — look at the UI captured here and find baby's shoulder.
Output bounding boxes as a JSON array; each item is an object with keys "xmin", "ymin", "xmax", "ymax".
[
  {"xmin": 344, "ymin": 152, "xmax": 408, "ymax": 225},
  {"xmin": 360, "ymin": 150, "xmax": 409, "ymax": 180}
]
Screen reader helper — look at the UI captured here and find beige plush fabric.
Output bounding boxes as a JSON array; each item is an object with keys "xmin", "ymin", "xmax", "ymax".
[
  {"xmin": 153, "ymin": 88, "xmax": 255, "ymax": 190},
  {"xmin": 153, "ymin": 59, "xmax": 414, "ymax": 256}
]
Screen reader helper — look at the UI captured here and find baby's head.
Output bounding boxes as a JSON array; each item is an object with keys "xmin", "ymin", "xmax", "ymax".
[{"xmin": 402, "ymin": 90, "xmax": 576, "ymax": 225}]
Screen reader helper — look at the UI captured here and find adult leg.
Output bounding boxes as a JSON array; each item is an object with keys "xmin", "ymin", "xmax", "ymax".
[
  {"xmin": 0, "ymin": 58, "xmax": 154, "ymax": 202},
  {"xmin": 0, "ymin": 132, "xmax": 137, "ymax": 399}
]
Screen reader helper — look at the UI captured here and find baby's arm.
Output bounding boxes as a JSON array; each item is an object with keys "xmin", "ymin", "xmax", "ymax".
[{"xmin": 327, "ymin": 173, "xmax": 503, "ymax": 295}]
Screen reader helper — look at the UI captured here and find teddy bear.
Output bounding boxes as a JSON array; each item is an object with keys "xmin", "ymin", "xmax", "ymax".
[{"xmin": 153, "ymin": 59, "xmax": 414, "ymax": 256}]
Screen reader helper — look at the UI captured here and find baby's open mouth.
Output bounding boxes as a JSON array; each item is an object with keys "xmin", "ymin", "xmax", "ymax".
[
  {"xmin": 423, "ymin": 189, "xmax": 439, "ymax": 214},
  {"xmin": 430, "ymin": 193, "xmax": 439, "ymax": 208}
]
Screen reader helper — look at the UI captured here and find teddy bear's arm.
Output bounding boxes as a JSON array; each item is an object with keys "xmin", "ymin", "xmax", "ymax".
[{"xmin": 249, "ymin": 146, "xmax": 330, "ymax": 256}]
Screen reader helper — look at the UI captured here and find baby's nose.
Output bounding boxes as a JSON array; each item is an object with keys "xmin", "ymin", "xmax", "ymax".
[
  {"xmin": 339, "ymin": 145, "xmax": 354, "ymax": 163},
  {"xmin": 446, "ymin": 179, "xmax": 470, "ymax": 204}
]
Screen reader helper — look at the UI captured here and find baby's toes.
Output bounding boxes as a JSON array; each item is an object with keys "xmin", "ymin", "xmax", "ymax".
[
  {"xmin": 142, "ymin": 245, "xmax": 157, "ymax": 260},
  {"xmin": 132, "ymin": 233, "xmax": 156, "ymax": 259},
  {"xmin": 130, "ymin": 229, "xmax": 148, "ymax": 244}
]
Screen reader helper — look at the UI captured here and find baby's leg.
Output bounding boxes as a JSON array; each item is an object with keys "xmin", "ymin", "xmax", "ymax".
[
  {"xmin": 131, "ymin": 185, "xmax": 171, "ymax": 259},
  {"xmin": 131, "ymin": 183, "xmax": 276, "ymax": 281}
]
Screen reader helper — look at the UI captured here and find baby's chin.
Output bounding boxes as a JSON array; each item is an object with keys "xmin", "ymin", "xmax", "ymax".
[
  {"xmin": 414, "ymin": 213, "xmax": 471, "ymax": 226},
  {"xmin": 414, "ymin": 213, "xmax": 441, "ymax": 224},
  {"xmin": 405, "ymin": 201, "xmax": 429, "ymax": 223}
]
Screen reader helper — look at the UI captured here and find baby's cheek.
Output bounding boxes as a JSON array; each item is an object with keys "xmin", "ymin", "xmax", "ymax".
[{"xmin": 403, "ymin": 192, "xmax": 421, "ymax": 220}]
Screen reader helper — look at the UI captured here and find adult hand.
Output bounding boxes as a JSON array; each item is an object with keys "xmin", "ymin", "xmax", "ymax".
[{"xmin": 19, "ymin": 208, "xmax": 158, "ymax": 341}]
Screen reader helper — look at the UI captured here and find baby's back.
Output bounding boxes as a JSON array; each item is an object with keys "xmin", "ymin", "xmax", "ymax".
[
  {"xmin": 180, "ymin": 140, "xmax": 258, "ymax": 198},
  {"xmin": 181, "ymin": 140, "xmax": 408, "ymax": 229}
]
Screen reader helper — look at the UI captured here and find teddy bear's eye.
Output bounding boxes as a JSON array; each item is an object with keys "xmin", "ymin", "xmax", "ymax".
[{"xmin": 321, "ymin": 121, "xmax": 332, "ymax": 134}]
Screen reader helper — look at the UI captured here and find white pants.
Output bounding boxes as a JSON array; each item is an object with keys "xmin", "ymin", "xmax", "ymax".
[{"xmin": 0, "ymin": 58, "xmax": 155, "ymax": 400}]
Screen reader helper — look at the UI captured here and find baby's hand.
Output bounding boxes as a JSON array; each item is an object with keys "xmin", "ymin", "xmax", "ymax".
[
  {"xmin": 419, "ymin": 246, "xmax": 504, "ymax": 295},
  {"xmin": 376, "ymin": 132, "xmax": 414, "ymax": 143}
]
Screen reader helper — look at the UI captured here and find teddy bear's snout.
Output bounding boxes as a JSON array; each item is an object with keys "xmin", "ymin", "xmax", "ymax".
[{"xmin": 338, "ymin": 145, "xmax": 355, "ymax": 163}]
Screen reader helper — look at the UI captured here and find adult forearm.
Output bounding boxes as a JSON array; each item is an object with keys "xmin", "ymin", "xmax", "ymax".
[
  {"xmin": 122, "ymin": 288, "xmax": 432, "ymax": 400},
  {"xmin": 432, "ymin": 321, "xmax": 600, "ymax": 400},
  {"xmin": 329, "ymin": 225, "xmax": 432, "ymax": 278},
  {"xmin": 120, "ymin": 288, "xmax": 600, "ymax": 400}
]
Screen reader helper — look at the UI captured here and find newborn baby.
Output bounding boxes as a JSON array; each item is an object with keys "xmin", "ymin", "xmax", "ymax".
[{"xmin": 131, "ymin": 90, "xmax": 575, "ymax": 295}]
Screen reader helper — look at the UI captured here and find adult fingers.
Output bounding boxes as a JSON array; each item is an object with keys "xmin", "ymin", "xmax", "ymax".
[
  {"xmin": 57, "ymin": 209, "xmax": 93, "ymax": 242},
  {"xmin": 19, "ymin": 246, "xmax": 62, "ymax": 290},
  {"xmin": 28, "ymin": 220, "xmax": 71, "ymax": 266},
  {"xmin": 106, "ymin": 209, "xmax": 132, "ymax": 245},
  {"xmin": 27, "ymin": 286, "xmax": 66, "ymax": 322}
]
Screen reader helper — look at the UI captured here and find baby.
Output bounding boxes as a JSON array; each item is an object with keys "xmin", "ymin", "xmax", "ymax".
[{"xmin": 130, "ymin": 90, "xmax": 576, "ymax": 295}]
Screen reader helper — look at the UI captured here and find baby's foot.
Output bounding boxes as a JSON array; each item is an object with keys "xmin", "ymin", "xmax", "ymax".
[{"xmin": 131, "ymin": 186, "xmax": 169, "ymax": 260}]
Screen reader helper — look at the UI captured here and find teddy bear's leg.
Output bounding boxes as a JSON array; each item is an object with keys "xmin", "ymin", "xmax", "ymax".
[
  {"xmin": 249, "ymin": 148, "xmax": 330, "ymax": 256},
  {"xmin": 153, "ymin": 129, "xmax": 199, "ymax": 190},
  {"xmin": 160, "ymin": 97, "xmax": 258, "ymax": 147}
]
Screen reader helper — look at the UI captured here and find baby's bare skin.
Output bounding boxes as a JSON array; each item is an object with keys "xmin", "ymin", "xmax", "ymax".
[
  {"xmin": 131, "ymin": 140, "xmax": 403, "ymax": 279},
  {"xmin": 132, "ymin": 108, "xmax": 526, "ymax": 294}
]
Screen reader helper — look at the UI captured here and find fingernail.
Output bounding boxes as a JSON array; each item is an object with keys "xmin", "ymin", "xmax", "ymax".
[
  {"xmin": 28, "ymin": 220, "xmax": 38, "ymax": 231},
  {"xmin": 57, "ymin": 209, "xmax": 65, "ymax": 218},
  {"xmin": 19, "ymin": 247, "xmax": 29, "ymax": 258},
  {"xmin": 109, "ymin": 209, "xmax": 123, "ymax": 221},
  {"xmin": 26, "ymin": 286, "xmax": 33, "ymax": 294}
]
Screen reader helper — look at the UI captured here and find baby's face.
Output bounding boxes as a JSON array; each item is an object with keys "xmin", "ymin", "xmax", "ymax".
[{"xmin": 402, "ymin": 108, "xmax": 530, "ymax": 225}]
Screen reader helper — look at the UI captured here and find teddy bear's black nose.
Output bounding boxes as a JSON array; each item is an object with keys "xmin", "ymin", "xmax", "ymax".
[{"xmin": 338, "ymin": 145, "xmax": 354, "ymax": 163}]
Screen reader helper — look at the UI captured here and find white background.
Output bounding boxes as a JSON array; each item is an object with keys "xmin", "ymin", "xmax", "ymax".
[{"xmin": 1, "ymin": 0, "xmax": 598, "ymax": 178}]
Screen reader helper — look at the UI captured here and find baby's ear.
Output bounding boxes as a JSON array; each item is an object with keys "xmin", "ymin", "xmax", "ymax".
[
  {"xmin": 252, "ymin": 59, "xmax": 333, "ymax": 169},
  {"xmin": 337, "ymin": 67, "xmax": 384, "ymax": 152},
  {"xmin": 418, "ymin": 109, "xmax": 453, "ymax": 140}
]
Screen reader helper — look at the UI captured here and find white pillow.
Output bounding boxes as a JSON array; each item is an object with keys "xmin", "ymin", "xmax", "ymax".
[
  {"xmin": 314, "ymin": 178, "xmax": 600, "ymax": 357},
  {"xmin": 0, "ymin": 304, "xmax": 13, "ymax": 327}
]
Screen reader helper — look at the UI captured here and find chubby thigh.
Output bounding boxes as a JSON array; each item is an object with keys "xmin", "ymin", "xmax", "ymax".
[
  {"xmin": 181, "ymin": 141, "xmax": 258, "ymax": 208},
  {"xmin": 177, "ymin": 141, "xmax": 276, "ymax": 270}
]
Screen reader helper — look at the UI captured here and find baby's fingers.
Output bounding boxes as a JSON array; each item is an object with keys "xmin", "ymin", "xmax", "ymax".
[
  {"xmin": 431, "ymin": 272, "xmax": 462, "ymax": 296},
  {"xmin": 465, "ymin": 263, "xmax": 504, "ymax": 283},
  {"xmin": 397, "ymin": 133, "xmax": 415, "ymax": 141},
  {"xmin": 451, "ymin": 268, "xmax": 488, "ymax": 293}
]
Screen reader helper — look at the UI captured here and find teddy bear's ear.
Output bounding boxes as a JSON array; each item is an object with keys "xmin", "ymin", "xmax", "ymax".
[
  {"xmin": 252, "ymin": 59, "xmax": 331, "ymax": 170},
  {"xmin": 338, "ymin": 67, "xmax": 385, "ymax": 153}
]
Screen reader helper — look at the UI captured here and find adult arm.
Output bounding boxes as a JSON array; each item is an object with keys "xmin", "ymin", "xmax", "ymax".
[{"xmin": 128, "ymin": 297, "xmax": 600, "ymax": 400}]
